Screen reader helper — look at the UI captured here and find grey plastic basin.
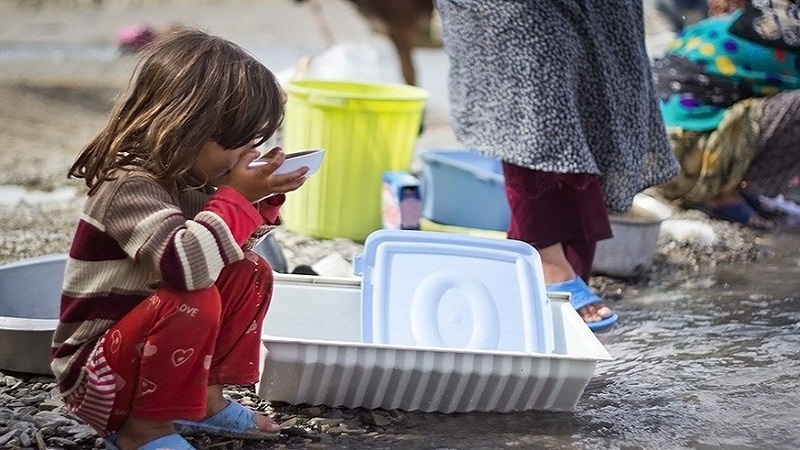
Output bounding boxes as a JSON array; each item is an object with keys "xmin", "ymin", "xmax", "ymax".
[{"xmin": 0, "ymin": 253, "xmax": 66, "ymax": 374}]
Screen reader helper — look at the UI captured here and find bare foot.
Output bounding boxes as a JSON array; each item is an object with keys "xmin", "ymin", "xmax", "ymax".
[
  {"xmin": 578, "ymin": 303, "xmax": 614, "ymax": 324},
  {"xmin": 252, "ymin": 412, "xmax": 280, "ymax": 433},
  {"xmin": 206, "ymin": 385, "xmax": 279, "ymax": 434}
]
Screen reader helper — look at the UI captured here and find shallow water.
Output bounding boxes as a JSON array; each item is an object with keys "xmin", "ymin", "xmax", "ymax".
[{"xmin": 327, "ymin": 234, "xmax": 800, "ymax": 450}]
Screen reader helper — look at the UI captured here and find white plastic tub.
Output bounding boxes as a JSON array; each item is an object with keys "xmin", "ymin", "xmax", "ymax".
[{"xmin": 259, "ymin": 273, "xmax": 612, "ymax": 413}]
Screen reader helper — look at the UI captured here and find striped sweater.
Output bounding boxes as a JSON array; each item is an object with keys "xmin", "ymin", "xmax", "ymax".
[{"xmin": 51, "ymin": 169, "xmax": 283, "ymax": 396}]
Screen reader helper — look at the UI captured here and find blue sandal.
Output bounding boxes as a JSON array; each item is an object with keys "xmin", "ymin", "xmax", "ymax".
[
  {"xmin": 174, "ymin": 400, "xmax": 279, "ymax": 440},
  {"xmin": 546, "ymin": 277, "xmax": 618, "ymax": 331},
  {"xmin": 105, "ymin": 433, "xmax": 195, "ymax": 450}
]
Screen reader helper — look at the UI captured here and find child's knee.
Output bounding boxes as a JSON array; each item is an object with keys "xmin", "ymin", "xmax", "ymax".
[
  {"xmin": 226, "ymin": 251, "xmax": 274, "ymax": 285},
  {"xmin": 162, "ymin": 286, "xmax": 222, "ymax": 327},
  {"xmin": 253, "ymin": 252, "xmax": 274, "ymax": 284}
]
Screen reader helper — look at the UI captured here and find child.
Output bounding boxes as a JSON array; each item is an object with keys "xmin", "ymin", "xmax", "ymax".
[{"xmin": 50, "ymin": 29, "xmax": 308, "ymax": 450}]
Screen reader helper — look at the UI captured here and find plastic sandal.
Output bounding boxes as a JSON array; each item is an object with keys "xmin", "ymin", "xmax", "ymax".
[
  {"xmin": 174, "ymin": 400, "xmax": 279, "ymax": 440},
  {"xmin": 546, "ymin": 276, "xmax": 619, "ymax": 331},
  {"xmin": 105, "ymin": 432, "xmax": 195, "ymax": 450}
]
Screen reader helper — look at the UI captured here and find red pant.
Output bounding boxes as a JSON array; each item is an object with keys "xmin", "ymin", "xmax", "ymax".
[
  {"xmin": 67, "ymin": 252, "xmax": 272, "ymax": 435},
  {"xmin": 502, "ymin": 164, "xmax": 613, "ymax": 281}
]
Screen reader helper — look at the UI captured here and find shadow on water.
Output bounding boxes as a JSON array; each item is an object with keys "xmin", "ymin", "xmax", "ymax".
[{"xmin": 327, "ymin": 233, "xmax": 800, "ymax": 450}]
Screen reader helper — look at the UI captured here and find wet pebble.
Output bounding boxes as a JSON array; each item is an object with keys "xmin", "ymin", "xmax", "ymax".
[{"xmin": 0, "ymin": 371, "xmax": 414, "ymax": 449}]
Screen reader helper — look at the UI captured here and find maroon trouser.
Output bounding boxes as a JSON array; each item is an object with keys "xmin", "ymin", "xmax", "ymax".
[{"xmin": 502, "ymin": 163, "xmax": 613, "ymax": 281}]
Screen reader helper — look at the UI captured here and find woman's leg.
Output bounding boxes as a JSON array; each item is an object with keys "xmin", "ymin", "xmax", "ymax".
[
  {"xmin": 563, "ymin": 240, "xmax": 616, "ymax": 323},
  {"xmin": 563, "ymin": 239, "xmax": 597, "ymax": 282},
  {"xmin": 537, "ymin": 243, "xmax": 575, "ymax": 285},
  {"xmin": 502, "ymin": 163, "xmax": 615, "ymax": 325},
  {"xmin": 502, "ymin": 163, "xmax": 612, "ymax": 274},
  {"xmin": 537, "ymin": 243, "xmax": 613, "ymax": 324}
]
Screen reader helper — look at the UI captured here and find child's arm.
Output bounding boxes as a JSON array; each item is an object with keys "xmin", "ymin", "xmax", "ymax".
[
  {"xmin": 104, "ymin": 177, "xmax": 264, "ymax": 291},
  {"xmin": 255, "ymin": 193, "xmax": 285, "ymax": 226},
  {"xmin": 242, "ymin": 194, "xmax": 286, "ymax": 251}
]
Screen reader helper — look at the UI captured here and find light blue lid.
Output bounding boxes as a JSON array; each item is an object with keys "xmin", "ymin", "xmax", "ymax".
[{"xmin": 353, "ymin": 230, "xmax": 554, "ymax": 354}]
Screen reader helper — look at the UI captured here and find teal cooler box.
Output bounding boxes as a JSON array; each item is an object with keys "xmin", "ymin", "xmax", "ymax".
[{"xmin": 419, "ymin": 150, "xmax": 511, "ymax": 232}]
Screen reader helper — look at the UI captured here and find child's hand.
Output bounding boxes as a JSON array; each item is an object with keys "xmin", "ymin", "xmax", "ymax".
[{"xmin": 224, "ymin": 147, "xmax": 308, "ymax": 202}]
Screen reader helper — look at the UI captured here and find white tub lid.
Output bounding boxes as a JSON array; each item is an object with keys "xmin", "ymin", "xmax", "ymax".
[{"xmin": 353, "ymin": 230, "xmax": 554, "ymax": 354}]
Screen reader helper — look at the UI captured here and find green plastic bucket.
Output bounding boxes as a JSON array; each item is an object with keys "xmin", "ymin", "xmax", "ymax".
[{"xmin": 281, "ymin": 79, "xmax": 428, "ymax": 241}]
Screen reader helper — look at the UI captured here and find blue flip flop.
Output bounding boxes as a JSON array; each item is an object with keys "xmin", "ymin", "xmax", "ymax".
[
  {"xmin": 174, "ymin": 399, "xmax": 279, "ymax": 440},
  {"xmin": 105, "ymin": 432, "xmax": 195, "ymax": 450},
  {"xmin": 546, "ymin": 277, "xmax": 618, "ymax": 331}
]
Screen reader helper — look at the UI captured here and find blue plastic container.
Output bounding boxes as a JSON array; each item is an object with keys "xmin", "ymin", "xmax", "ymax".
[{"xmin": 419, "ymin": 150, "xmax": 510, "ymax": 232}]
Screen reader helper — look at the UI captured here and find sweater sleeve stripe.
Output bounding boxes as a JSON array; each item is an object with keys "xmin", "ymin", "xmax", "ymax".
[
  {"xmin": 157, "ymin": 212, "xmax": 239, "ymax": 290},
  {"xmin": 124, "ymin": 208, "xmax": 181, "ymax": 259},
  {"xmin": 196, "ymin": 210, "xmax": 243, "ymax": 264},
  {"xmin": 174, "ymin": 221, "xmax": 219, "ymax": 290},
  {"xmin": 119, "ymin": 198, "xmax": 242, "ymax": 290}
]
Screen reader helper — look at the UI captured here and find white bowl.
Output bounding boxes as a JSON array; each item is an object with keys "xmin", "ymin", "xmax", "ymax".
[{"xmin": 250, "ymin": 149, "xmax": 325, "ymax": 176}]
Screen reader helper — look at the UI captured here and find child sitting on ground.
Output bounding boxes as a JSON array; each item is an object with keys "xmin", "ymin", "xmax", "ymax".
[{"xmin": 50, "ymin": 29, "xmax": 308, "ymax": 450}]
